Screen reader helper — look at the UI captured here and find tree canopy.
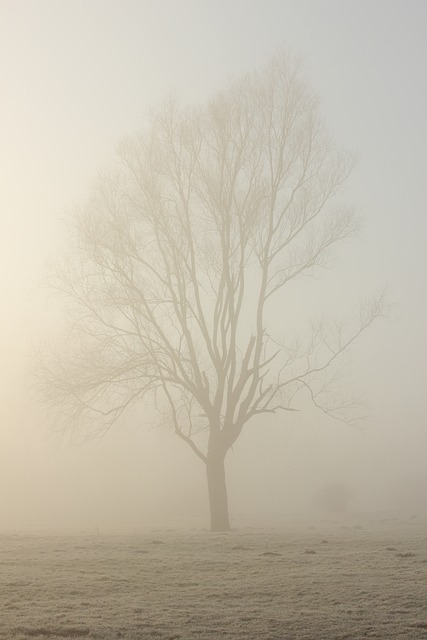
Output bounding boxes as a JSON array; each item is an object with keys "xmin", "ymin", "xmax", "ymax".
[{"xmin": 38, "ymin": 53, "xmax": 384, "ymax": 529}]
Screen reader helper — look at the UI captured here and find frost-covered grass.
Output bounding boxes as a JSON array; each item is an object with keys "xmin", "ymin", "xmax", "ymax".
[{"xmin": 1, "ymin": 515, "xmax": 426, "ymax": 639}]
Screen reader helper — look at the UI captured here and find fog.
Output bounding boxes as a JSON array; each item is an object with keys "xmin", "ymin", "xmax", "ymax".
[{"xmin": 1, "ymin": 0, "xmax": 426, "ymax": 532}]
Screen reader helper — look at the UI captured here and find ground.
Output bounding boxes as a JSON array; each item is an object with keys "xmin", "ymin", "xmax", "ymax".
[{"xmin": 1, "ymin": 514, "xmax": 426, "ymax": 639}]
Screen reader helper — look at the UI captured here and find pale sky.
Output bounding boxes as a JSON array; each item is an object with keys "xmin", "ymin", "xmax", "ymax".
[{"xmin": 0, "ymin": 0, "xmax": 426, "ymax": 529}]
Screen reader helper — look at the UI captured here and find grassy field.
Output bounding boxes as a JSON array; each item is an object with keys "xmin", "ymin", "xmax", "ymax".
[{"xmin": 1, "ymin": 515, "xmax": 426, "ymax": 639}]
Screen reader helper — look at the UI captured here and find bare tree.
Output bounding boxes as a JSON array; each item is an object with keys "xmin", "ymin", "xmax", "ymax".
[{"xmin": 38, "ymin": 53, "xmax": 383, "ymax": 531}]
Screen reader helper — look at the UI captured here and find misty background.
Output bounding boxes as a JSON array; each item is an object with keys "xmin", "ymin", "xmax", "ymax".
[{"xmin": 1, "ymin": 0, "xmax": 426, "ymax": 530}]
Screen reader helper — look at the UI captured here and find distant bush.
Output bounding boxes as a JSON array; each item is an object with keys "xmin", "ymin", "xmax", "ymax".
[{"xmin": 312, "ymin": 482, "xmax": 354, "ymax": 513}]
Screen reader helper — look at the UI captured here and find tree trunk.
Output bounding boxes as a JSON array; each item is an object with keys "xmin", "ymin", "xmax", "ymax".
[{"xmin": 206, "ymin": 444, "xmax": 230, "ymax": 532}]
